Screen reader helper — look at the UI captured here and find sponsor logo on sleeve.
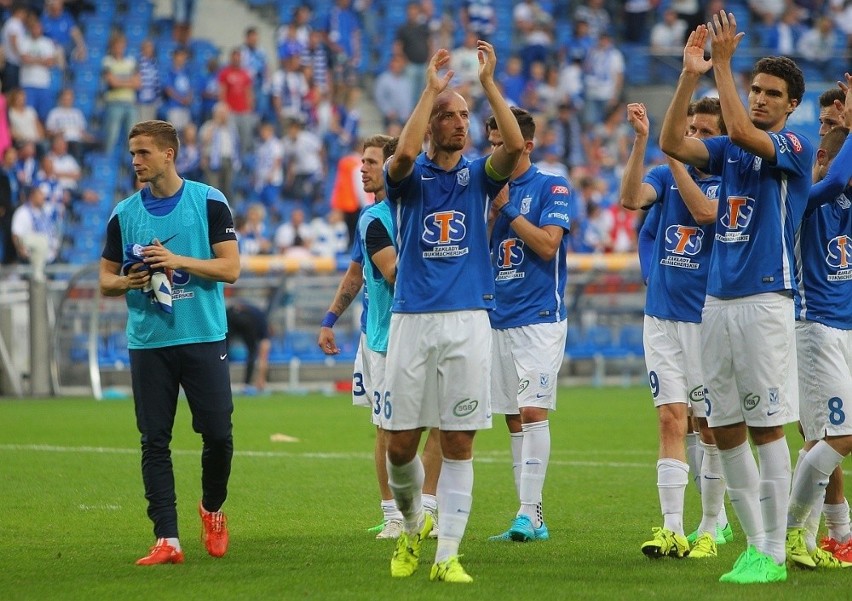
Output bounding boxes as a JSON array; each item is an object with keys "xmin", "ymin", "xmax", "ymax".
[
  {"xmin": 785, "ymin": 132, "xmax": 802, "ymax": 153},
  {"xmin": 551, "ymin": 185, "xmax": 569, "ymax": 195}
]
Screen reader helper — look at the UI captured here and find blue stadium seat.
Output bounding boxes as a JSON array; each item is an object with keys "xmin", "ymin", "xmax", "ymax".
[{"xmin": 618, "ymin": 324, "xmax": 645, "ymax": 356}]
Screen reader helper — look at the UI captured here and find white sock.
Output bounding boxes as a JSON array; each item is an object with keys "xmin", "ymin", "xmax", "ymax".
[
  {"xmin": 757, "ymin": 437, "xmax": 792, "ymax": 564},
  {"xmin": 686, "ymin": 432, "xmax": 703, "ymax": 493},
  {"xmin": 381, "ymin": 498, "xmax": 403, "ymax": 521},
  {"xmin": 698, "ymin": 442, "xmax": 725, "ymax": 537},
  {"xmin": 510, "ymin": 432, "xmax": 523, "ymax": 501},
  {"xmin": 804, "ymin": 492, "xmax": 824, "ymax": 550},
  {"xmin": 824, "ymin": 499, "xmax": 852, "ymax": 543},
  {"xmin": 719, "ymin": 441, "xmax": 765, "ymax": 551},
  {"xmin": 422, "ymin": 493, "xmax": 438, "ymax": 515},
  {"xmin": 387, "ymin": 455, "xmax": 425, "ymax": 535},
  {"xmin": 165, "ymin": 537, "xmax": 181, "ymax": 551},
  {"xmin": 435, "ymin": 458, "xmax": 473, "ymax": 564},
  {"xmin": 657, "ymin": 458, "xmax": 689, "ymax": 536},
  {"xmin": 789, "ymin": 441, "xmax": 842, "ymax": 528},
  {"xmin": 518, "ymin": 420, "xmax": 550, "ymax": 527}
]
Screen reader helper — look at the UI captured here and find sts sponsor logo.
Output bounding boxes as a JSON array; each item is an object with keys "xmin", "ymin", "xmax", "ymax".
[
  {"xmin": 496, "ymin": 238, "xmax": 525, "ymax": 281},
  {"xmin": 422, "ymin": 211, "xmax": 469, "ymax": 259},
  {"xmin": 826, "ymin": 236, "xmax": 852, "ymax": 281},
  {"xmin": 716, "ymin": 195, "xmax": 755, "ymax": 243},
  {"xmin": 664, "ymin": 225, "xmax": 703, "ymax": 256},
  {"xmin": 497, "ymin": 238, "xmax": 525, "ymax": 268}
]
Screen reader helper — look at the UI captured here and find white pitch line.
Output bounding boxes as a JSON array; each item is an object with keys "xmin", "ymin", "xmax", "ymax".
[{"xmin": 0, "ymin": 443, "xmax": 652, "ymax": 469}]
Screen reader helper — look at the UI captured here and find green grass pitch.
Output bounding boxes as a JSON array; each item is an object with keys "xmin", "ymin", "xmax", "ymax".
[{"xmin": 1, "ymin": 386, "xmax": 850, "ymax": 600}]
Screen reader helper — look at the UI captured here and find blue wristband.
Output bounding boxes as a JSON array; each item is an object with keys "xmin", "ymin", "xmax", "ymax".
[
  {"xmin": 321, "ymin": 311, "xmax": 338, "ymax": 328},
  {"xmin": 500, "ymin": 203, "xmax": 521, "ymax": 221}
]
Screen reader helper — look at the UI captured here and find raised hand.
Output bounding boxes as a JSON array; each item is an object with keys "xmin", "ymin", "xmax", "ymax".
[
  {"xmin": 839, "ymin": 72, "xmax": 852, "ymax": 128},
  {"xmin": 682, "ymin": 25, "xmax": 712, "ymax": 75},
  {"xmin": 707, "ymin": 10, "xmax": 745, "ymax": 65},
  {"xmin": 477, "ymin": 40, "xmax": 497, "ymax": 85},
  {"xmin": 425, "ymin": 48, "xmax": 454, "ymax": 95},
  {"xmin": 626, "ymin": 102, "xmax": 650, "ymax": 136}
]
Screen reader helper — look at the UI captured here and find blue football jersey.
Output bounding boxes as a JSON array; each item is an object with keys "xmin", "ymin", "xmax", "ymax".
[
  {"xmin": 357, "ymin": 201, "xmax": 396, "ymax": 352},
  {"xmin": 384, "ymin": 152, "xmax": 506, "ymax": 313},
  {"xmin": 702, "ymin": 129, "xmax": 814, "ymax": 298},
  {"xmin": 349, "ymin": 225, "xmax": 367, "ymax": 334},
  {"xmin": 489, "ymin": 165, "xmax": 573, "ymax": 329},
  {"xmin": 795, "ymin": 184, "xmax": 852, "ymax": 329},
  {"xmin": 643, "ymin": 165, "xmax": 720, "ymax": 323},
  {"xmin": 638, "ymin": 202, "xmax": 660, "ymax": 284}
]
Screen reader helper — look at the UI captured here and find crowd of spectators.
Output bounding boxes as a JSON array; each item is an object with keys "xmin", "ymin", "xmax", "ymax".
[{"xmin": 0, "ymin": 0, "xmax": 850, "ymax": 268}]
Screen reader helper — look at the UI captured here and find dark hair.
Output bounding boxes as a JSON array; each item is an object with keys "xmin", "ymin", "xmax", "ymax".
[
  {"xmin": 819, "ymin": 87, "xmax": 845, "ymax": 108},
  {"xmin": 128, "ymin": 120, "xmax": 180, "ymax": 158},
  {"xmin": 688, "ymin": 97, "xmax": 727, "ymax": 135},
  {"xmin": 820, "ymin": 126, "xmax": 850, "ymax": 160},
  {"xmin": 752, "ymin": 56, "xmax": 805, "ymax": 105},
  {"xmin": 383, "ymin": 137, "xmax": 399, "ymax": 160},
  {"xmin": 484, "ymin": 106, "xmax": 536, "ymax": 141}
]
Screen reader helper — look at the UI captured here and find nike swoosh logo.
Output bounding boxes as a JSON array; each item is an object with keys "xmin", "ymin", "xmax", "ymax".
[
  {"xmin": 670, "ymin": 185, "xmax": 678, "ymax": 190},
  {"xmin": 759, "ymin": 496, "xmax": 770, "ymax": 502},
  {"xmin": 220, "ymin": 354, "xmax": 227, "ymax": 360},
  {"xmin": 727, "ymin": 158, "xmax": 739, "ymax": 163},
  {"xmin": 703, "ymin": 475, "xmax": 721, "ymax": 480},
  {"xmin": 767, "ymin": 409, "xmax": 781, "ymax": 416},
  {"xmin": 535, "ymin": 393, "xmax": 547, "ymax": 398},
  {"xmin": 421, "ymin": 176, "xmax": 436, "ymax": 181}
]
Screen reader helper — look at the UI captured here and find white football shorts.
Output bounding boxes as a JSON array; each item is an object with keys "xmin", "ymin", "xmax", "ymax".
[
  {"xmin": 491, "ymin": 320, "xmax": 566, "ymax": 414},
  {"xmin": 701, "ymin": 293, "xmax": 799, "ymax": 428},
  {"xmin": 797, "ymin": 320, "xmax": 852, "ymax": 441},
  {"xmin": 351, "ymin": 335, "xmax": 385, "ymax": 426},
  {"xmin": 643, "ymin": 315, "xmax": 705, "ymax": 411},
  {"xmin": 382, "ymin": 310, "xmax": 493, "ymax": 432}
]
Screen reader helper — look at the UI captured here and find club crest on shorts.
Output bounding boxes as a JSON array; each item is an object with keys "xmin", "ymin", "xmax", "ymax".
[
  {"xmin": 768, "ymin": 388, "xmax": 780, "ymax": 415},
  {"xmin": 453, "ymin": 398, "xmax": 479, "ymax": 417},
  {"xmin": 539, "ymin": 373, "xmax": 550, "ymax": 388}
]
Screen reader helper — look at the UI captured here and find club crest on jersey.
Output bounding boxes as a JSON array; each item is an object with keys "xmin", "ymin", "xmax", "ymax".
[
  {"xmin": 664, "ymin": 225, "xmax": 703, "ymax": 256},
  {"xmin": 422, "ymin": 211, "xmax": 469, "ymax": 258},
  {"xmin": 706, "ymin": 185, "xmax": 719, "ymax": 200},
  {"xmin": 838, "ymin": 193, "xmax": 851, "ymax": 210},
  {"xmin": 457, "ymin": 168, "xmax": 470, "ymax": 187},
  {"xmin": 521, "ymin": 196, "xmax": 531, "ymax": 214},
  {"xmin": 753, "ymin": 157, "xmax": 762, "ymax": 171}
]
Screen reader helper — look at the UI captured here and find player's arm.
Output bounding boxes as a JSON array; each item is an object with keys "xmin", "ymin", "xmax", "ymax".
[
  {"xmin": 620, "ymin": 102, "xmax": 659, "ymax": 210},
  {"xmin": 492, "ymin": 186, "xmax": 562, "ymax": 261},
  {"xmin": 480, "ymin": 41, "xmax": 524, "ymax": 178},
  {"xmin": 708, "ymin": 11, "xmax": 776, "ymax": 161},
  {"xmin": 318, "ymin": 260, "xmax": 363, "ymax": 354},
  {"xmin": 668, "ymin": 157, "xmax": 718, "ymax": 224},
  {"xmin": 387, "ymin": 49, "xmax": 454, "ymax": 183},
  {"xmin": 637, "ymin": 204, "xmax": 659, "ymax": 285},
  {"xmin": 99, "ymin": 213, "xmax": 150, "ymax": 296},
  {"xmin": 659, "ymin": 27, "xmax": 712, "ymax": 169},
  {"xmin": 806, "ymin": 130, "xmax": 852, "ymax": 214},
  {"xmin": 142, "ymin": 196, "xmax": 241, "ymax": 283},
  {"xmin": 366, "ymin": 220, "xmax": 397, "ymax": 285}
]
